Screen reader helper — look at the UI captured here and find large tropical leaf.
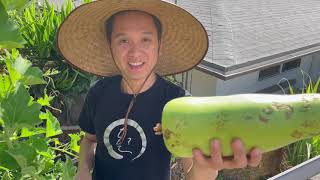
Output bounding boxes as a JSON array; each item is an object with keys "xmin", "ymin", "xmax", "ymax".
[
  {"xmin": 5, "ymin": 54, "xmax": 46, "ymax": 86},
  {"xmin": 0, "ymin": 83, "xmax": 42, "ymax": 133}
]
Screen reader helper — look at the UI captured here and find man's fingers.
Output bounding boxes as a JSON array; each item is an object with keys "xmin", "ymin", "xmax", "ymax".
[
  {"xmin": 193, "ymin": 149, "xmax": 208, "ymax": 167},
  {"xmin": 223, "ymin": 139, "xmax": 248, "ymax": 169},
  {"xmin": 209, "ymin": 140, "xmax": 223, "ymax": 169},
  {"xmin": 248, "ymin": 148, "xmax": 262, "ymax": 167},
  {"xmin": 191, "ymin": 139, "xmax": 262, "ymax": 172}
]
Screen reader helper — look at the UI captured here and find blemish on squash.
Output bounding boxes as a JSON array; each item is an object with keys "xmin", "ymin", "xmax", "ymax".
[
  {"xmin": 270, "ymin": 103, "xmax": 294, "ymax": 119},
  {"xmin": 216, "ymin": 119, "xmax": 227, "ymax": 130},
  {"xmin": 262, "ymin": 107, "xmax": 273, "ymax": 115},
  {"xmin": 301, "ymin": 98, "xmax": 312, "ymax": 112},
  {"xmin": 291, "ymin": 130, "xmax": 303, "ymax": 139},
  {"xmin": 244, "ymin": 114, "xmax": 254, "ymax": 121},
  {"xmin": 259, "ymin": 115, "xmax": 269, "ymax": 123},
  {"xmin": 285, "ymin": 106, "xmax": 294, "ymax": 120},
  {"xmin": 301, "ymin": 120, "xmax": 313, "ymax": 128},
  {"xmin": 164, "ymin": 129, "xmax": 174, "ymax": 140}
]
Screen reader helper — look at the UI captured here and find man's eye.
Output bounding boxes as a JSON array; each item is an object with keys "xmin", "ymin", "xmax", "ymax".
[
  {"xmin": 119, "ymin": 39, "xmax": 129, "ymax": 44},
  {"xmin": 143, "ymin": 38, "xmax": 151, "ymax": 42}
]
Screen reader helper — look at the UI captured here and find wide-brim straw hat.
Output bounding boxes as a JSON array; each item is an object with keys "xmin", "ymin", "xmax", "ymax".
[{"xmin": 57, "ymin": 0, "xmax": 209, "ymax": 77}]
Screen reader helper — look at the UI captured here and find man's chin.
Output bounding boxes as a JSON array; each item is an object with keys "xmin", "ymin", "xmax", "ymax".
[{"xmin": 124, "ymin": 73, "xmax": 155, "ymax": 82}]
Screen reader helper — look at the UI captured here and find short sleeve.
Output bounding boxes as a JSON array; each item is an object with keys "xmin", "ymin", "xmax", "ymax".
[{"xmin": 78, "ymin": 87, "xmax": 97, "ymax": 134}]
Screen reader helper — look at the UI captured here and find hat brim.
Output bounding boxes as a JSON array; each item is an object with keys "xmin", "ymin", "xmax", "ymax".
[{"xmin": 57, "ymin": 0, "xmax": 209, "ymax": 77}]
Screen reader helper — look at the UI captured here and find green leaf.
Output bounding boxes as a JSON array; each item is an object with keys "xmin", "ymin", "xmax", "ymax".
[
  {"xmin": 37, "ymin": 93, "xmax": 54, "ymax": 107},
  {"xmin": 20, "ymin": 127, "xmax": 46, "ymax": 138},
  {"xmin": 313, "ymin": 77, "xmax": 320, "ymax": 93},
  {"xmin": 7, "ymin": 55, "xmax": 46, "ymax": 86},
  {"xmin": 0, "ymin": 2, "xmax": 26, "ymax": 49},
  {"xmin": 69, "ymin": 134, "xmax": 80, "ymax": 153},
  {"xmin": 1, "ymin": 0, "xmax": 28, "ymax": 11},
  {"xmin": 61, "ymin": 157, "xmax": 76, "ymax": 180},
  {"xmin": 37, "ymin": 157, "xmax": 54, "ymax": 175},
  {"xmin": 0, "ymin": 75, "xmax": 11, "ymax": 99},
  {"xmin": 50, "ymin": 138, "xmax": 61, "ymax": 146},
  {"xmin": 306, "ymin": 82, "xmax": 312, "ymax": 94},
  {"xmin": 5, "ymin": 52, "xmax": 46, "ymax": 86},
  {"xmin": 39, "ymin": 110, "xmax": 62, "ymax": 138},
  {"xmin": 0, "ymin": 83, "xmax": 42, "ymax": 132},
  {"xmin": 20, "ymin": 66, "xmax": 46, "ymax": 86},
  {"xmin": 0, "ymin": 143, "xmax": 19, "ymax": 170},
  {"xmin": 30, "ymin": 136, "xmax": 48, "ymax": 152},
  {"xmin": 6, "ymin": 141, "xmax": 43, "ymax": 179},
  {"xmin": 38, "ymin": 151, "xmax": 53, "ymax": 159},
  {"xmin": 6, "ymin": 141, "xmax": 37, "ymax": 168}
]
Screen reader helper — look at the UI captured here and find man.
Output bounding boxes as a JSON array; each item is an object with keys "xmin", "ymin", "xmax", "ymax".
[{"xmin": 57, "ymin": 1, "xmax": 262, "ymax": 179}]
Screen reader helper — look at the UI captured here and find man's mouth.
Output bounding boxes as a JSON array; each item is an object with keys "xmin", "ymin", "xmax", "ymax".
[{"xmin": 128, "ymin": 62, "xmax": 145, "ymax": 69}]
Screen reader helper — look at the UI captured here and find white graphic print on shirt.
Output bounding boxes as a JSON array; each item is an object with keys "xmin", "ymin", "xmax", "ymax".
[{"xmin": 103, "ymin": 118, "xmax": 147, "ymax": 161}]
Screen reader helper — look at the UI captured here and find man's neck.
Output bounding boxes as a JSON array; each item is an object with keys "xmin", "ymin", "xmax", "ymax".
[{"xmin": 121, "ymin": 73, "xmax": 157, "ymax": 95}]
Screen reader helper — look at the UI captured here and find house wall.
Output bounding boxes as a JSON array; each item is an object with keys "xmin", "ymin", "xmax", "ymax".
[
  {"xmin": 310, "ymin": 52, "xmax": 320, "ymax": 81},
  {"xmin": 174, "ymin": 69, "xmax": 217, "ymax": 96},
  {"xmin": 215, "ymin": 55, "xmax": 313, "ymax": 95}
]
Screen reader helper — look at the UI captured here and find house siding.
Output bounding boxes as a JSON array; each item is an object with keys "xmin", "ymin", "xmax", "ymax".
[{"xmin": 214, "ymin": 55, "xmax": 314, "ymax": 95}]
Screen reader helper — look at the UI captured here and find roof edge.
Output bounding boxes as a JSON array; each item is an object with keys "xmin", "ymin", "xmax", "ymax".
[{"xmin": 198, "ymin": 44, "xmax": 320, "ymax": 80}]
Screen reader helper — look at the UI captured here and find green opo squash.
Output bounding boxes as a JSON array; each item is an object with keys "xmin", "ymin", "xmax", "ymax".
[{"xmin": 161, "ymin": 94, "xmax": 320, "ymax": 157}]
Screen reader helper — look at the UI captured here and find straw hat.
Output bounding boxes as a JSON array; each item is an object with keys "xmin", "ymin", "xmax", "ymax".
[{"xmin": 57, "ymin": 0, "xmax": 208, "ymax": 77}]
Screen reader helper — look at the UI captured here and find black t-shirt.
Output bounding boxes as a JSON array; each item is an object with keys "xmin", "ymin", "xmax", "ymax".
[{"xmin": 79, "ymin": 74, "xmax": 187, "ymax": 180}]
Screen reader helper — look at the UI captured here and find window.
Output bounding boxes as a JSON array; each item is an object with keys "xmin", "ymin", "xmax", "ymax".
[
  {"xmin": 258, "ymin": 65, "xmax": 281, "ymax": 81},
  {"xmin": 282, "ymin": 59, "xmax": 301, "ymax": 72}
]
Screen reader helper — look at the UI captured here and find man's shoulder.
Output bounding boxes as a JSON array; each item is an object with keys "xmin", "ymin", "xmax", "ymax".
[
  {"xmin": 160, "ymin": 77, "xmax": 191, "ymax": 97},
  {"xmin": 88, "ymin": 75, "xmax": 120, "ymax": 96}
]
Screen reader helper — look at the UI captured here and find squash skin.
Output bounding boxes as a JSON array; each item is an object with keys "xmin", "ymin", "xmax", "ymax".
[{"xmin": 161, "ymin": 94, "xmax": 320, "ymax": 157}]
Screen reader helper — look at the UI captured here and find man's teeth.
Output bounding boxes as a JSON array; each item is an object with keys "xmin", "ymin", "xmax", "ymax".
[{"xmin": 129, "ymin": 62, "xmax": 143, "ymax": 66}]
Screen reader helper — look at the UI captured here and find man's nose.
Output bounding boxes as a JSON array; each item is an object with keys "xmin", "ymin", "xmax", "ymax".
[{"xmin": 128, "ymin": 43, "xmax": 140, "ymax": 57}]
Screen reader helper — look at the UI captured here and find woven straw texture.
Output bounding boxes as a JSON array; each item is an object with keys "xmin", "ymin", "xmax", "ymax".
[{"xmin": 57, "ymin": 0, "xmax": 209, "ymax": 77}]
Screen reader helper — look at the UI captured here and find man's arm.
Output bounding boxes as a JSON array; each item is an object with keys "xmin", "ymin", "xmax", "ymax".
[{"xmin": 75, "ymin": 133, "xmax": 97, "ymax": 180}]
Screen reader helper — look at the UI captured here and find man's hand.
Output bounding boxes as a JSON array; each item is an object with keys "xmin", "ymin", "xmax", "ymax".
[
  {"xmin": 193, "ymin": 139, "xmax": 262, "ymax": 170},
  {"xmin": 184, "ymin": 139, "xmax": 262, "ymax": 180}
]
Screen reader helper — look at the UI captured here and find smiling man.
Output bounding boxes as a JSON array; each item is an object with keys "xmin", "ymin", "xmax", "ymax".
[{"xmin": 57, "ymin": 1, "xmax": 262, "ymax": 180}]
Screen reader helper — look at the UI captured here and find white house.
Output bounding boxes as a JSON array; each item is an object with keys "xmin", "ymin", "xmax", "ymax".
[{"xmin": 172, "ymin": 0, "xmax": 320, "ymax": 96}]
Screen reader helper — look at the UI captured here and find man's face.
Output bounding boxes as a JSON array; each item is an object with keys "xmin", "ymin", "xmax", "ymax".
[{"xmin": 110, "ymin": 11, "xmax": 160, "ymax": 81}]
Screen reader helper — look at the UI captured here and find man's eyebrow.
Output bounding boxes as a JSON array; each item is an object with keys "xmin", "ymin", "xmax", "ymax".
[
  {"xmin": 143, "ymin": 32, "xmax": 153, "ymax": 35},
  {"xmin": 113, "ymin": 32, "xmax": 154, "ymax": 39},
  {"xmin": 114, "ymin": 33, "xmax": 126, "ymax": 39}
]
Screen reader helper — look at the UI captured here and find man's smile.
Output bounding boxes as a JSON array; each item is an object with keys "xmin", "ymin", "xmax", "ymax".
[{"xmin": 128, "ymin": 62, "xmax": 145, "ymax": 70}]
